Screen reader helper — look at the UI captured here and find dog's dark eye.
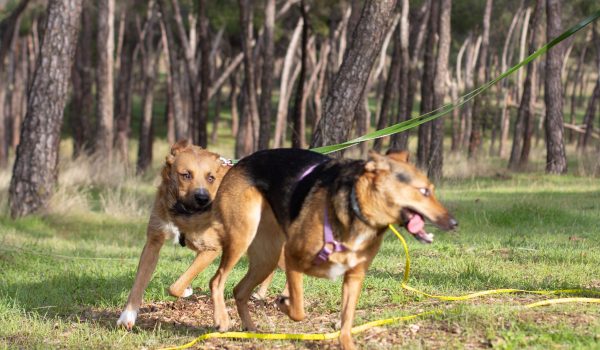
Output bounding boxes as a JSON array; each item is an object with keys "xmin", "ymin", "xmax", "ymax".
[
  {"xmin": 419, "ymin": 188, "xmax": 430, "ymax": 197},
  {"xmin": 207, "ymin": 174, "xmax": 215, "ymax": 183},
  {"xmin": 180, "ymin": 172, "xmax": 192, "ymax": 180}
]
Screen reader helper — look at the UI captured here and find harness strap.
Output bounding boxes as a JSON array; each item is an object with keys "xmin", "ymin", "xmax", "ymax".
[{"xmin": 313, "ymin": 206, "xmax": 346, "ymax": 265}]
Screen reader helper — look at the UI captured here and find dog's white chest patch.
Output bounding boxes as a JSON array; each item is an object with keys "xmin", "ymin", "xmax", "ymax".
[
  {"xmin": 326, "ymin": 263, "xmax": 348, "ymax": 280},
  {"xmin": 162, "ymin": 221, "xmax": 181, "ymax": 244}
]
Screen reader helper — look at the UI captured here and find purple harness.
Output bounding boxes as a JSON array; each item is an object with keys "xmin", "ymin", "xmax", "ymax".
[{"xmin": 297, "ymin": 163, "xmax": 346, "ymax": 265}]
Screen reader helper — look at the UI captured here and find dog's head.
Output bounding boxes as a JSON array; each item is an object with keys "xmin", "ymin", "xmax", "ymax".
[
  {"xmin": 161, "ymin": 140, "xmax": 231, "ymax": 216},
  {"xmin": 357, "ymin": 149, "xmax": 457, "ymax": 243}
]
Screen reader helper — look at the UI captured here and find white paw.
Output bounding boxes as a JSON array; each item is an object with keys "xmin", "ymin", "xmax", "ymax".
[
  {"xmin": 117, "ymin": 309, "xmax": 137, "ymax": 330},
  {"xmin": 182, "ymin": 286, "xmax": 193, "ymax": 298}
]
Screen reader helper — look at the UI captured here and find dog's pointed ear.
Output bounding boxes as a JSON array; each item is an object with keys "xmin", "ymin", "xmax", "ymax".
[
  {"xmin": 365, "ymin": 150, "xmax": 391, "ymax": 172},
  {"xmin": 386, "ymin": 149, "xmax": 409, "ymax": 163}
]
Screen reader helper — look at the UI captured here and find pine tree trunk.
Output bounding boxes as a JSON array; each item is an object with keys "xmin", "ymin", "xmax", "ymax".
[
  {"xmin": 467, "ymin": 0, "xmax": 492, "ymax": 159},
  {"xmin": 291, "ymin": 1, "xmax": 309, "ymax": 149},
  {"xmin": 544, "ymin": 0, "xmax": 567, "ymax": 174},
  {"xmin": 258, "ymin": 0, "xmax": 275, "ymax": 150},
  {"xmin": 311, "ymin": 0, "xmax": 398, "ymax": 153},
  {"xmin": 197, "ymin": 0, "xmax": 210, "ymax": 147},
  {"xmin": 95, "ymin": 0, "xmax": 115, "ymax": 162},
  {"xmin": 428, "ymin": 0, "xmax": 451, "ymax": 182},
  {"xmin": 0, "ymin": 0, "xmax": 30, "ymax": 168},
  {"xmin": 9, "ymin": 0, "xmax": 82, "ymax": 218},
  {"xmin": 416, "ymin": 0, "xmax": 439, "ymax": 169},
  {"xmin": 114, "ymin": 2, "xmax": 139, "ymax": 165},
  {"xmin": 578, "ymin": 25, "xmax": 600, "ymax": 152}
]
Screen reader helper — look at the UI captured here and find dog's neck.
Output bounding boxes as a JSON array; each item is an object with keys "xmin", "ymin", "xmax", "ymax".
[{"xmin": 350, "ymin": 185, "xmax": 370, "ymax": 225}]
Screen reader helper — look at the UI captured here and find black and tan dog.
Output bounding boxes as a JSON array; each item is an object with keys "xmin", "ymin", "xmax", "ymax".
[
  {"xmin": 117, "ymin": 140, "xmax": 281, "ymax": 329},
  {"xmin": 206, "ymin": 148, "xmax": 457, "ymax": 349}
]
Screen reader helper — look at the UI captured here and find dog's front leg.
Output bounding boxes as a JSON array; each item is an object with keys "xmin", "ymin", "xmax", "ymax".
[
  {"xmin": 117, "ymin": 231, "xmax": 165, "ymax": 330},
  {"xmin": 168, "ymin": 249, "xmax": 220, "ymax": 298},
  {"xmin": 277, "ymin": 267, "xmax": 305, "ymax": 321},
  {"xmin": 339, "ymin": 268, "xmax": 366, "ymax": 350}
]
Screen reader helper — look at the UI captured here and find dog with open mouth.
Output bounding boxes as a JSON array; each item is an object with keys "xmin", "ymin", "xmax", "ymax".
[{"xmin": 205, "ymin": 148, "xmax": 457, "ymax": 349}]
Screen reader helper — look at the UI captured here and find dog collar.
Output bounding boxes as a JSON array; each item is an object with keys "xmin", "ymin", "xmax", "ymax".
[
  {"xmin": 314, "ymin": 206, "xmax": 346, "ymax": 265},
  {"xmin": 350, "ymin": 185, "xmax": 370, "ymax": 225}
]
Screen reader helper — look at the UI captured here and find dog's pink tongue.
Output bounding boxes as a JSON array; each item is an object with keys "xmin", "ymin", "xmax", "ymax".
[{"xmin": 407, "ymin": 214, "xmax": 425, "ymax": 234}]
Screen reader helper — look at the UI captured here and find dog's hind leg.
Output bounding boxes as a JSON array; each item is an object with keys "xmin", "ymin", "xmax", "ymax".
[
  {"xmin": 252, "ymin": 248, "xmax": 288, "ymax": 300},
  {"xmin": 117, "ymin": 230, "xmax": 165, "ymax": 330},
  {"xmin": 168, "ymin": 249, "xmax": 221, "ymax": 298},
  {"xmin": 234, "ymin": 209, "xmax": 285, "ymax": 330}
]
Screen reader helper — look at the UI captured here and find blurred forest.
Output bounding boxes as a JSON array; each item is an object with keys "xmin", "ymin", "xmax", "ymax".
[{"xmin": 0, "ymin": 0, "xmax": 599, "ymax": 217}]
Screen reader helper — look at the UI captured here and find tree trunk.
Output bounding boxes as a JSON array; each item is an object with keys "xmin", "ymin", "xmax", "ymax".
[
  {"xmin": 416, "ymin": 0, "xmax": 439, "ymax": 169},
  {"xmin": 95, "ymin": 0, "xmax": 115, "ymax": 162},
  {"xmin": 544, "ymin": 0, "xmax": 567, "ymax": 174},
  {"xmin": 236, "ymin": 0, "xmax": 260, "ymax": 156},
  {"xmin": 311, "ymin": 0, "xmax": 398, "ymax": 153},
  {"xmin": 291, "ymin": 1, "xmax": 309, "ymax": 149},
  {"xmin": 136, "ymin": 13, "xmax": 161, "ymax": 175},
  {"xmin": 0, "ymin": 0, "xmax": 30, "ymax": 168},
  {"xmin": 274, "ymin": 18, "xmax": 303, "ymax": 148},
  {"xmin": 230, "ymin": 73, "xmax": 239, "ymax": 137},
  {"xmin": 9, "ymin": 0, "xmax": 82, "ymax": 218},
  {"xmin": 114, "ymin": 1, "xmax": 139, "ymax": 165},
  {"xmin": 196, "ymin": 0, "xmax": 210, "ymax": 147},
  {"xmin": 428, "ymin": 0, "xmax": 451, "ymax": 182},
  {"xmin": 568, "ymin": 34, "xmax": 590, "ymax": 143},
  {"xmin": 258, "ymin": 0, "xmax": 275, "ymax": 150},
  {"xmin": 159, "ymin": 14, "xmax": 188, "ymax": 141},
  {"xmin": 69, "ymin": 2, "xmax": 94, "ymax": 158},
  {"xmin": 578, "ymin": 24, "xmax": 600, "ymax": 152},
  {"xmin": 10, "ymin": 41, "xmax": 27, "ymax": 151},
  {"xmin": 373, "ymin": 24, "xmax": 401, "ymax": 152},
  {"xmin": 518, "ymin": 0, "xmax": 544, "ymax": 169},
  {"xmin": 467, "ymin": 0, "xmax": 492, "ymax": 159}
]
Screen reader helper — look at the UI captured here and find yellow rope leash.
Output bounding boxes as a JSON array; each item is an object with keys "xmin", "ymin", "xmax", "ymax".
[{"xmin": 159, "ymin": 225, "xmax": 600, "ymax": 350}]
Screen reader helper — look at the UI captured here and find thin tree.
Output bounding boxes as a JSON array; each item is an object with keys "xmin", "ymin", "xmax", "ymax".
[
  {"xmin": 236, "ymin": 0, "xmax": 260, "ymax": 157},
  {"xmin": 311, "ymin": 0, "xmax": 398, "ymax": 152},
  {"xmin": 428, "ymin": 0, "xmax": 452, "ymax": 182},
  {"xmin": 95, "ymin": 0, "xmax": 115, "ymax": 163},
  {"xmin": 544, "ymin": 0, "xmax": 567, "ymax": 174},
  {"xmin": 416, "ymin": 0, "xmax": 439, "ymax": 168},
  {"xmin": 9, "ymin": 0, "xmax": 83, "ymax": 218},
  {"xmin": 291, "ymin": 1, "xmax": 309, "ymax": 149},
  {"xmin": 0, "ymin": 0, "xmax": 30, "ymax": 168},
  {"xmin": 197, "ymin": 0, "xmax": 210, "ymax": 147},
  {"xmin": 577, "ymin": 23, "xmax": 600, "ymax": 152},
  {"xmin": 468, "ymin": 0, "xmax": 493, "ymax": 159},
  {"xmin": 258, "ymin": 0, "xmax": 275, "ymax": 150}
]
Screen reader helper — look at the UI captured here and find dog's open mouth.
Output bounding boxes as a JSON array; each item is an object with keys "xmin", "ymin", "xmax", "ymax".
[{"xmin": 401, "ymin": 208, "xmax": 434, "ymax": 244}]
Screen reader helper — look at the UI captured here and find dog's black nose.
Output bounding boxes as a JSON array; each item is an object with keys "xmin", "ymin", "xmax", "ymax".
[{"xmin": 194, "ymin": 189, "xmax": 210, "ymax": 206}]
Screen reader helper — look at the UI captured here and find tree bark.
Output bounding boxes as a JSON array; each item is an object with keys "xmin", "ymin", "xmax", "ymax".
[
  {"xmin": 518, "ymin": 0, "xmax": 544, "ymax": 169},
  {"xmin": 114, "ymin": 1, "xmax": 140, "ymax": 165},
  {"xmin": 136, "ymin": 12, "xmax": 161, "ymax": 175},
  {"xmin": 291, "ymin": 1, "xmax": 309, "ymax": 149},
  {"xmin": 428, "ymin": 0, "xmax": 451, "ymax": 182},
  {"xmin": 416, "ymin": 0, "xmax": 439, "ymax": 168},
  {"xmin": 0, "ymin": 0, "xmax": 30, "ymax": 168},
  {"xmin": 544, "ymin": 0, "xmax": 567, "ymax": 174},
  {"xmin": 467, "ymin": 0, "xmax": 492, "ymax": 159},
  {"xmin": 95, "ymin": 0, "xmax": 115, "ymax": 162},
  {"xmin": 69, "ymin": 1, "xmax": 94, "ymax": 159},
  {"xmin": 310, "ymin": 0, "xmax": 398, "ymax": 153},
  {"xmin": 577, "ymin": 24, "xmax": 600, "ymax": 152},
  {"xmin": 235, "ymin": 0, "xmax": 260, "ymax": 157},
  {"xmin": 9, "ymin": 0, "xmax": 82, "ymax": 218},
  {"xmin": 196, "ymin": 0, "xmax": 210, "ymax": 147},
  {"xmin": 258, "ymin": 0, "xmax": 275, "ymax": 150}
]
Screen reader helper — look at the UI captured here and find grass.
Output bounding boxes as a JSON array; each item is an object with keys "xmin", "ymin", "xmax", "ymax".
[{"xmin": 1, "ymin": 138, "xmax": 600, "ymax": 349}]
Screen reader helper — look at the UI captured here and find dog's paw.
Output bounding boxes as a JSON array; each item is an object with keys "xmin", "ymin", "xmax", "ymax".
[
  {"xmin": 182, "ymin": 286, "xmax": 193, "ymax": 298},
  {"xmin": 251, "ymin": 291, "xmax": 266, "ymax": 301},
  {"xmin": 214, "ymin": 313, "xmax": 231, "ymax": 332},
  {"xmin": 117, "ymin": 309, "xmax": 137, "ymax": 330},
  {"xmin": 275, "ymin": 296, "xmax": 290, "ymax": 314}
]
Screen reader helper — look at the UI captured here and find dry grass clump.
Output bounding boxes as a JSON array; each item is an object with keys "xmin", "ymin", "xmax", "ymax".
[{"xmin": 98, "ymin": 185, "xmax": 150, "ymax": 218}]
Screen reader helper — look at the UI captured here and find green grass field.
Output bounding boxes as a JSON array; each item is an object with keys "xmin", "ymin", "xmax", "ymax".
[{"xmin": 1, "ymin": 138, "xmax": 599, "ymax": 349}]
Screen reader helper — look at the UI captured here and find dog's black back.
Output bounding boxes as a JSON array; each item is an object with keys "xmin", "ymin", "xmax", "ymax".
[{"xmin": 235, "ymin": 149, "xmax": 365, "ymax": 229}]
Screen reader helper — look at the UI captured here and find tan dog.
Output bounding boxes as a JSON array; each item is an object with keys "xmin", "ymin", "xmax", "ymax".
[
  {"xmin": 117, "ymin": 140, "xmax": 280, "ymax": 329},
  {"xmin": 205, "ymin": 148, "xmax": 457, "ymax": 349}
]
